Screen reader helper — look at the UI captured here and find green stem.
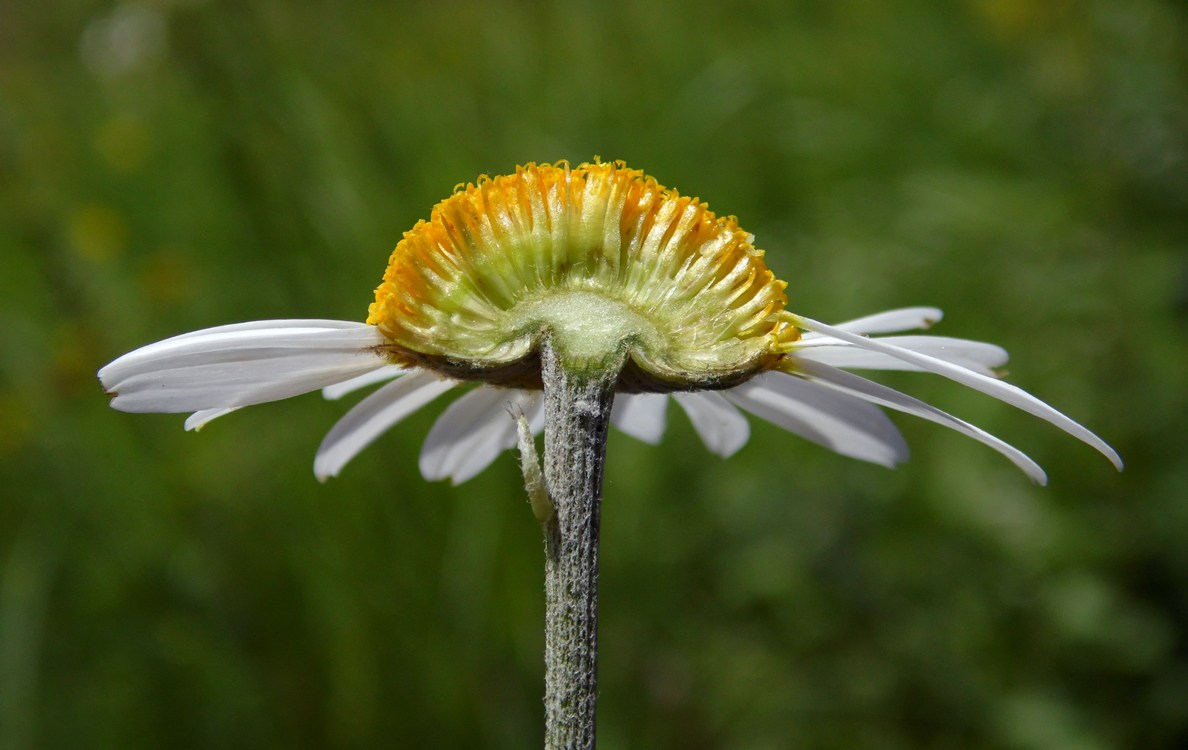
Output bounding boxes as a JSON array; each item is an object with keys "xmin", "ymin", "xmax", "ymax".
[{"xmin": 535, "ymin": 337, "xmax": 620, "ymax": 749}]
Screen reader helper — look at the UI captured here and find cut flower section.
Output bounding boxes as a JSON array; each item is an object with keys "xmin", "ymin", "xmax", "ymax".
[
  {"xmin": 366, "ymin": 161, "xmax": 795, "ymax": 388},
  {"xmin": 99, "ymin": 161, "xmax": 1122, "ymax": 484}
]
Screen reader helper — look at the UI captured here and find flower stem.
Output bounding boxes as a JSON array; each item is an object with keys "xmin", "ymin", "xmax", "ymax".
[{"xmin": 538, "ymin": 337, "xmax": 621, "ymax": 749}]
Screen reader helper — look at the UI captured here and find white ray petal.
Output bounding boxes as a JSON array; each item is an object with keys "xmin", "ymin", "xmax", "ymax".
[
  {"xmin": 672, "ymin": 391, "xmax": 750, "ymax": 458},
  {"xmin": 792, "ymin": 314, "xmax": 1122, "ymax": 470},
  {"xmin": 800, "ymin": 307, "xmax": 943, "ymax": 337},
  {"xmin": 419, "ymin": 388, "xmax": 540, "ymax": 484},
  {"xmin": 455, "ymin": 391, "xmax": 543, "ymax": 484},
  {"xmin": 314, "ymin": 371, "xmax": 456, "ymax": 481},
  {"xmin": 420, "ymin": 388, "xmax": 507, "ymax": 482},
  {"xmin": 163, "ymin": 318, "xmax": 371, "ymax": 341},
  {"xmin": 795, "ymin": 336, "xmax": 1009, "ymax": 376},
  {"xmin": 100, "ymin": 324, "xmax": 389, "ymax": 413},
  {"xmin": 611, "ymin": 393, "xmax": 669, "ymax": 444},
  {"xmin": 102, "ymin": 320, "xmax": 380, "ymax": 376},
  {"xmin": 794, "ymin": 358, "xmax": 1047, "ymax": 483},
  {"xmin": 726, "ymin": 372, "xmax": 908, "ymax": 467},
  {"xmin": 424, "ymin": 391, "xmax": 545, "ymax": 485},
  {"xmin": 322, "ymin": 366, "xmax": 406, "ymax": 400},
  {"xmin": 185, "ymin": 407, "xmax": 239, "ymax": 431}
]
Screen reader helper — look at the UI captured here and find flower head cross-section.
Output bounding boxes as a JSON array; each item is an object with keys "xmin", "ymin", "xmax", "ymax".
[{"xmin": 99, "ymin": 161, "xmax": 1122, "ymax": 484}]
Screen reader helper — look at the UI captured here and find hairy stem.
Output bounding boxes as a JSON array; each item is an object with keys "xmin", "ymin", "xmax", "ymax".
[{"xmin": 539, "ymin": 338, "xmax": 620, "ymax": 749}]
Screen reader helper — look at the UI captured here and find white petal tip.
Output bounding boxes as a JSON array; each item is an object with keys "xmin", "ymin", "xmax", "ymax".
[
  {"xmin": 313, "ymin": 456, "xmax": 339, "ymax": 482},
  {"xmin": 1073, "ymin": 434, "xmax": 1123, "ymax": 473},
  {"xmin": 1021, "ymin": 462, "xmax": 1049, "ymax": 486},
  {"xmin": 710, "ymin": 445, "xmax": 739, "ymax": 459},
  {"xmin": 419, "ymin": 468, "xmax": 448, "ymax": 483},
  {"xmin": 1104, "ymin": 449, "xmax": 1124, "ymax": 472},
  {"xmin": 911, "ymin": 307, "xmax": 944, "ymax": 328}
]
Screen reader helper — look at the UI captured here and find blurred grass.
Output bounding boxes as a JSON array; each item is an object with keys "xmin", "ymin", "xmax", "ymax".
[{"xmin": 1, "ymin": 0, "xmax": 1186, "ymax": 747}]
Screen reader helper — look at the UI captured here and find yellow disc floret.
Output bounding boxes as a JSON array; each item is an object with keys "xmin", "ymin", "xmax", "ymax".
[{"xmin": 367, "ymin": 161, "xmax": 799, "ymax": 391}]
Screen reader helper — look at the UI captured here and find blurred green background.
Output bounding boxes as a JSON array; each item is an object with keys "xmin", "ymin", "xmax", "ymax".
[{"xmin": 2, "ymin": 0, "xmax": 1185, "ymax": 747}]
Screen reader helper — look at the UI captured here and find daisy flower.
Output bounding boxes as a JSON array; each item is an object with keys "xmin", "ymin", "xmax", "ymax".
[{"xmin": 98, "ymin": 161, "xmax": 1122, "ymax": 484}]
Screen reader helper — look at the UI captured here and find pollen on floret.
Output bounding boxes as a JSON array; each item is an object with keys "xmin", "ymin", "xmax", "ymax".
[{"xmin": 367, "ymin": 161, "xmax": 799, "ymax": 391}]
